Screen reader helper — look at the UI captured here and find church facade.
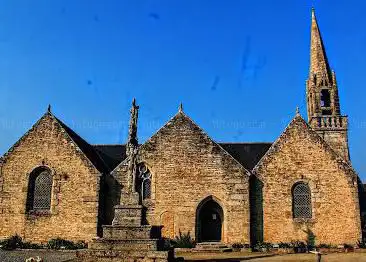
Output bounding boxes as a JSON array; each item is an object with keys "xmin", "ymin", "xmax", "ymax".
[{"xmin": 0, "ymin": 10, "xmax": 363, "ymax": 246}]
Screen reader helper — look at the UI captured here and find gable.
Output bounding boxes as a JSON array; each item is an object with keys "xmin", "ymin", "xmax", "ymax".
[
  {"xmin": 253, "ymin": 114, "xmax": 357, "ymax": 178},
  {"xmin": 143, "ymin": 111, "xmax": 249, "ymax": 172},
  {"xmin": 1, "ymin": 111, "xmax": 107, "ymax": 174},
  {"xmin": 112, "ymin": 111, "xmax": 250, "ymax": 175}
]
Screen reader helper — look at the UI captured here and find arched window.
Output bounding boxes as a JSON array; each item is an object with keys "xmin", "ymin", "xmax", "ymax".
[
  {"xmin": 292, "ymin": 182, "xmax": 312, "ymax": 219},
  {"xmin": 136, "ymin": 164, "xmax": 152, "ymax": 201},
  {"xmin": 26, "ymin": 167, "xmax": 52, "ymax": 212}
]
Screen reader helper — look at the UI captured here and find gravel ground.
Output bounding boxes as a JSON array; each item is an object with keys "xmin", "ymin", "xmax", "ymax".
[
  {"xmin": 2, "ymin": 250, "xmax": 366, "ymax": 262},
  {"xmin": 177, "ymin": 251, "xmax": 366, "ymax": 262},
  {"xmin": 248, "ymin": 253, "xmax": 366, "ymax": 262},
  {"xmin": 0, "ymin": 250, "xmax": 77, "ymax": 262}
]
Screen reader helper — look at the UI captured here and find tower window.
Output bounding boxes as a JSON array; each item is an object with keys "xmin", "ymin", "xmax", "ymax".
[
  {"xmin": 320, "ymin": 89, "xmax": 331, "ymax": 107},
  {"xmin": 292, "ymin": 182, "xmax": 312, "ymax": 219}
]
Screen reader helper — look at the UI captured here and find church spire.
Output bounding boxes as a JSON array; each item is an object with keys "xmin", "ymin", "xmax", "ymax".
[
  {"xmin": 309, "ymin": 8, "xmax": 332, "ymax": 81},
  {"xmin": 306, "ymin": 9, "xmax": 349, "ymax": 161},
  {"xmin": 307, "ymin": 8, "xmax": 341, "ymax": 119}
]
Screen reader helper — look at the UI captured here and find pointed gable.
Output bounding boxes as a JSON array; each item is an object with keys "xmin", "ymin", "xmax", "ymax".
[
  {"xmin": 1, "ymin": 111, "xmax": 108, "ymax": 174},
  {"xmin": 253, "ymin": 114, "xmax": 356, "ymax": 177},
  {"xmin": 112, "ymin": 111, "xmax": 250, "ymax": 175},
  {"xmin": 143, "ymin": 111, "xmax": 250, "ymax": 172}
]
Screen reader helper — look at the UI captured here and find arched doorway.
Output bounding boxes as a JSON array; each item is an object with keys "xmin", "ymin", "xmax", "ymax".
[{"xmin": 196, "ymin": 197, "xmax": 224, "ymax": 242}]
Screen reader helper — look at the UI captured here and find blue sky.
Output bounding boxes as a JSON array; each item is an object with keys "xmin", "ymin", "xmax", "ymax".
[{"xmin": 0, "ymin": 1, "xmax": 366, "ymax": 179}]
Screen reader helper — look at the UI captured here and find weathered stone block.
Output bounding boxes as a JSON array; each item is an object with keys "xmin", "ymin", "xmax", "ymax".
[{"xmin": 102, "ymin": 225, "xmax": 152, "ymax": 239}]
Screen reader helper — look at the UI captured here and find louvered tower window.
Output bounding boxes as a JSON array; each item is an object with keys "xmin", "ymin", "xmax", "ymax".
[
  {"xmin": 26, "ymin": 167, "xmax": 52, "ymax": 212},
  {"xmin": 292, "ymin": 183, "xmax": 312, "ymax": 219}
]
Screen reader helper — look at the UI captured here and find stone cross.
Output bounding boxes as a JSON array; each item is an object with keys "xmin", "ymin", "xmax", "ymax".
[{"xmin": 126, "ymin": 98, "xmax": 139, "ymax": 194}]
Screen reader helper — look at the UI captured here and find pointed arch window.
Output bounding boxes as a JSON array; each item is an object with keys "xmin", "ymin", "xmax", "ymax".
[
  {"xmin": 292, "ymin": 182, "xmax": 312, "ymax": 219},
  {"xmin": 142, "ymin": 175, "xmax": 151, "ymax": 200},
  {"xmin": 136, "ymin": 164, "xmax": 152, "ymax": 201},
  {"xmin": 26, "ymin": 167, "xmax": 53, "ymax": 212}
]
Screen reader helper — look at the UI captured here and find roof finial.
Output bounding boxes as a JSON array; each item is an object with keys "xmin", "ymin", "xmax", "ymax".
[
  {"xmin": 296, "ymin": 106, "xmax": 300, "ymax": 116},
  {"xmin": 47, "ymin": 104, "xmax": 51, "ymax": 113},
  {"xmin": 178, "ymin": 102, "xmax": 183, "ymax": 113}
]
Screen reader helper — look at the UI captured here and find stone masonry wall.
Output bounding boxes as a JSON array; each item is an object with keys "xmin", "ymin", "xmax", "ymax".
[
  {"xmin": 254, "ymin": 116, "xmax": 361, "ymax": 245},
  {"xmin": 317, "ymin": 130, "xmax": 349, "ymax": 161},
  {"xmin": 0, "ymin": 113, "xmax": 101, "ymax": 243},
  {"xmin": 113, "ymin": 112, "xmax": 250, "ymax": 244}
]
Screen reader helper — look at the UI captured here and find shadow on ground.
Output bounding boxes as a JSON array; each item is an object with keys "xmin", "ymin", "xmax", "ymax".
[{"xmin": 0, "ymin": 250, "xmax": 76, "ymax": 262}]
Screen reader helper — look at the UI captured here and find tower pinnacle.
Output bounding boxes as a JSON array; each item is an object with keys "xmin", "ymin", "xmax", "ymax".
[{"xmin": 296, "ymin": 106, "xmax": 300, "ymax": 116}]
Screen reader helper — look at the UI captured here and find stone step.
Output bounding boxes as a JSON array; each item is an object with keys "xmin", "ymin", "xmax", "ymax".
[
  {"xmin": 194, "ymin": 242, "xmax": 232, "ymax": 253},
  {"xmin": 102, "ymin": 225, "xmax": 152, "ymax": 239},
  {"xmin": 192, "ymin": 248, "xmax": 233, "ymax": 253},
  {"xmin": 89, "ymin": 238, "xmax": 159, "ymax": 251},
  {"xmin": 196, "ymin": 242, "xmax": 229, "ymax": 248},
  {"xmin": 196, "ymin": 245, "xmax": 230, "ymax": 249}
]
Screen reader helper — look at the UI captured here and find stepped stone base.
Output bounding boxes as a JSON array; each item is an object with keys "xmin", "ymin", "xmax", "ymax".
[
  {"xmin": 193, "ymin": 242, "xmax": 232, "ymax": 253},
  {"xmin": 77, "ymin": 192, "xmax": 170, "ymax": 261},
  {"xmin": 102, "ymin": 225, "xmax": 153, "ymax": 239},
  {"xmin": 76, "ymin": 249, "xmax": 170, "ymax": 262},
  {"xmin": 112, "ymin": 204, "xmax": 143, "ymax": 227},
  {"xmin": 89, "ymin": 238, "xmax": 159, "ymax": 251}
]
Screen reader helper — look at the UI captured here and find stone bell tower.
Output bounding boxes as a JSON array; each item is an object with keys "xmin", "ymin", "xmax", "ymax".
[{"xmin": 306, "ymin": 8, "xmax": 350, "ymax": 161}]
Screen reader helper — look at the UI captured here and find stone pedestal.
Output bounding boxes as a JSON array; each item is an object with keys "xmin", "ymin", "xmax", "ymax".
[
  {"xmin": 76, "ymin": 192, "xmax": 170, "ymax": 261},
  {"xmin": 112, "ymin": 204, "xmax": 143, "ymax": 226}
]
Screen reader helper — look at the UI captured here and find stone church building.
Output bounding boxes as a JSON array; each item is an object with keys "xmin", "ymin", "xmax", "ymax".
[{"xmin": 0, "ymin": 10, "xmax": 363, "ymax": 246}]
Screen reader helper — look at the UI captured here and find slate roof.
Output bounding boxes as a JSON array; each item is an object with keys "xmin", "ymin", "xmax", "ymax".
[
  {"xmin": 54, "ymin": 117, "xmax": 110, "ymax": 173},
  {"xmin": 219, "ymin": 143, "xmax": 272, "ymax": 170},
  {"xmin": 93, "ymin": 145, "xmax": 126, "ymax": 172},
  {"xmin": 91, "ymin": 142, "xmax": 271, "ymax": 172}
]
